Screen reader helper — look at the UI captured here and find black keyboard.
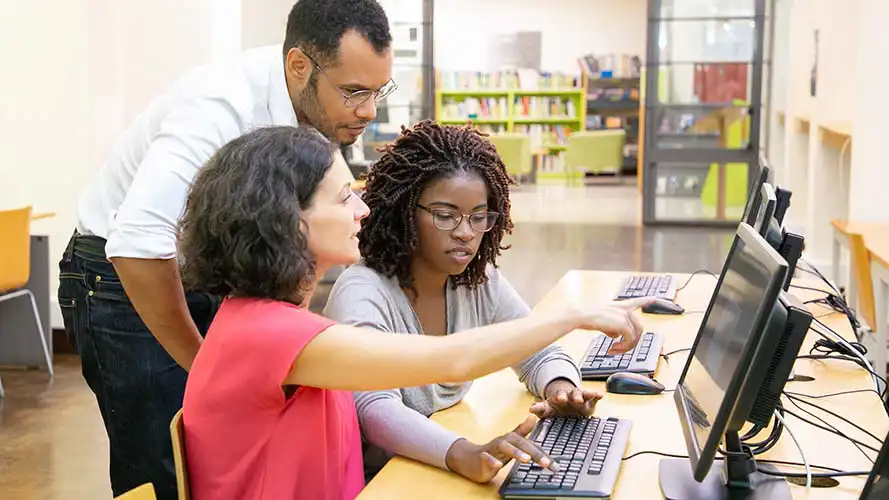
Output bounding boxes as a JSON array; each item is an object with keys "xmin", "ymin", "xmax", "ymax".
[
  {"xmin": 615, "ymin": 274, "xmax": 677, "ymax": 301},
  {"xmin": 499, "ymin": 416, "xmax": 631, "ymax": 499},
  {"xmin": 580, "ymin": 332, "xmax": 664, "ymax": 380}
]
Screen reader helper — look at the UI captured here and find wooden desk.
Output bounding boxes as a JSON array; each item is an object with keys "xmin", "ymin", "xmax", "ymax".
[
  {"xmin": 830, "ymin": 220, "xmax": 889, "ymax": 314},
  {"xmin": 358, "ymin": 270, "xmax": 888, "ymax": 499},
  {"xmin": 868, "ymin": 232, "xmax": 889, "ymax": 394},
  {"xmin": 30, "ymin": 212, "xmax": 55, "ymax": 221}
]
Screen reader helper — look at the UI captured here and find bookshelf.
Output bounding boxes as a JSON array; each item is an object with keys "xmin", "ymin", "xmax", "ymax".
[
  {"xmin": 578, "ymin": 53, "xmax": 643, "ymax": 178},
  {"xmin": 435, "ymin": 70, "xmax": 587, "ymax": 182}
]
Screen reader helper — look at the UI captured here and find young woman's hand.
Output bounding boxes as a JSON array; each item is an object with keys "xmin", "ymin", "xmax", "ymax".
[
  {"xmin": 530, "ymin": 379, "xmax": 603, "ymax": 419},
  {"xmin": 568, "ymin": 296, "xmax": 656, "ymax": 354},
  {"xmin": 445, "ymin": 415, "xmax": 556, "ymax": 483}
]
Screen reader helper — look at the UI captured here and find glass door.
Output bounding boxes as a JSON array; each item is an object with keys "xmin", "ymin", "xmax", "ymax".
[
  {"xmin": 642, "ymin": 0, "xmax": 767, "ymax": 225},
  {"xmin": 348, "ymin": 0, "xmax": 435, "ymax": 167}
]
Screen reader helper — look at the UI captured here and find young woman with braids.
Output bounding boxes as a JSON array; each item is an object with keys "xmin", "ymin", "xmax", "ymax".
[
  {"xmin": 179, "ymin": 125, "xmax": 651, "ymax": 499},
  {"xmin": 323, "ymin": 120, "xmax": 650, "ymax": 484}
]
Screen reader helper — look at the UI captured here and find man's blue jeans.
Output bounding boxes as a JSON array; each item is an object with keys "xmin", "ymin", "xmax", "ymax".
[{"xmin": 58, "ymin": 232, "xmax": 221, "ymax": 499}]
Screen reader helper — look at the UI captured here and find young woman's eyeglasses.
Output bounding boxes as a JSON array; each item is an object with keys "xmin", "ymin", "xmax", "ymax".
[
  {"xmin": 303, "ymin": 50, "xmax": 398, "ymax": 108},
  {"xmin": 417, "ymin": 205, "xmax": 499, "ymax": 233}
]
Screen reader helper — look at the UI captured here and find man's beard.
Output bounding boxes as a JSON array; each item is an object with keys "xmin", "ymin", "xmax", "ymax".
[{"xmin": 294, "ymin": 87, "xmax": 334, "ymax": 140}]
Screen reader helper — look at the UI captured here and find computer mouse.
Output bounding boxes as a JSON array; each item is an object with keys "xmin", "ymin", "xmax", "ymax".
[
  {"xmin": 605, "ymin": 372, "xmax": 665, "ymax": 395},
  {"xmin": 642, "ymin": 299, "xmax": 685, "ymax": 315}
]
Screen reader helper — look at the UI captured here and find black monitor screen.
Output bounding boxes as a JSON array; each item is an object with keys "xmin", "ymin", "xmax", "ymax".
[
  {"xmin": 742, "ymin": 162, "xmax": 771, "ymax": 226},
  {"xmin": 861, "ymin": 432, "xmax": 889, "ymax": 499},
  {"xmin": 676, "ymin": 223, "xmax": 787, "ymax": 480}
]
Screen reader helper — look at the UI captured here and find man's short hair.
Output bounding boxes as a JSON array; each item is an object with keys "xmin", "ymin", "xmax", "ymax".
[{"xmin": 283, "ymin": 0, "xmax": 392, "ymax": 66}]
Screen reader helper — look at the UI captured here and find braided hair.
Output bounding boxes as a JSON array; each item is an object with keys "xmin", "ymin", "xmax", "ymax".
[{"xmin": 359, "ymin": 119, "xmax": 515, "ymax": 294}]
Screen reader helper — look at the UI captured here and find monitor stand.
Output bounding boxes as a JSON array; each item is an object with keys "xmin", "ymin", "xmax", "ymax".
[{"xmin": 659, "ymin": 432, "xmax": 791, "ymax": 500}]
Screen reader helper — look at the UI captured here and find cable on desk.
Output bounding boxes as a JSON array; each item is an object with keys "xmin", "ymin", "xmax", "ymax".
[
  {"xmin": 661, "ymin": 347, "xmax": 691, "ymax": 362},
  {"xmin": 675, "ymin": 269, "xmax": 718, "ymax": 294},
  {"xmin": 780, "ymin": 406, "xmax": 880, "ymax": 456},
  {"xmin": 798, "ymin": 259, "xmax": 863, "ymax": 336},
  {"xmin": 772, "ymin": 409, "xmax": 810, "ymax": 489},
  {"xmin": 784, "ymin": 393, "xmax": 882, "ymax": 444},
  {"xmin": 783, "ymin": 394, "xmax": 876, "ymax": 465},
  {"xmin": 785, "ymin": 388, "xmax": 884, "ymax": 402},
  {"xmin": 622, "ymin": 449, "xmax": 863, "ymax": 477},
  {"xmin": 808, "ymin": 320, "xmax": 885, "ymax": 397},
  {"xmin": 742, "ymin": 404, "xmax": 785, "ymax": 456}
]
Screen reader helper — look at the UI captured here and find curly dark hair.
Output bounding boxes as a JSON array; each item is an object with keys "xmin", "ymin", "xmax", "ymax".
[
  {"xmin": 358, "ymin": 119, "xmax": 516, "ymax": 293},
  {"xmin": 178, "ymin": 126, "xmax": 336, "ymax": 305},
  {"xmin": 283, "ymin": 0, "xmax": 392, "ymax": 67}
]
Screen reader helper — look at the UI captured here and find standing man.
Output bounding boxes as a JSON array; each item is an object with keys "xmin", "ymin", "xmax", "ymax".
[{"xmin": 57, "ymin": 1, "xmax": 395, "ymax": 498}]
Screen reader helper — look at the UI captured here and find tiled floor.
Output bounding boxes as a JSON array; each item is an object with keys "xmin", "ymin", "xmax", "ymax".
[{"xmin": 0, "ymin": 185, "xmax": 735, "ymax": 499}]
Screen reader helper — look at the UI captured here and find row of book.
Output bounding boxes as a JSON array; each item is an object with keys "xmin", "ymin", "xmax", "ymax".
[
  {"xmin": 514, "ymin": 96, "xmax": 577, "ymax": 119},
  {"xmin": 577, "ymin": 53, "xmax": 642, "ymax": 78},
  {"xmin": 513, "ymin": 124, "xmax": 573, "ymax": 149},
  {"xmin": 440, "ymin": 96, "xmax": 578, "ymax": 121},
  {"xmin": 436, "ymin": 69, "xmax": 581, "ymax": 90}
]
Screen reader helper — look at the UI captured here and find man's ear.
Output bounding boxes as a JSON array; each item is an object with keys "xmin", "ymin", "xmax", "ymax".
[{"xmin": 285, "ymin": 47, "xmax": 314, "ymax": 92}]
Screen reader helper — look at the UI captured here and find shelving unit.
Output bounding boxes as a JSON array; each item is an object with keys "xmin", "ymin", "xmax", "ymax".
[
  {"xmin": 435, "ymin": 86, "xmax": 587, "ymax": 182},
  {"xmin": 585, "ymin": 75, "xmax": 641, "ymax": 176}
]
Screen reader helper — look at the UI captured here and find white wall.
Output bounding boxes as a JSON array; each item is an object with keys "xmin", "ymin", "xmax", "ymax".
[
  {"xmin": 767, "ymin": 0, "xmax": 886, "ymax": 274},
  {"xmin": 433, "ymin": 0, "xmax": 647, "ymax": 73},
  {"xmin": 0, "ymin": 0, "xmax": 242, "ymax": 328}
]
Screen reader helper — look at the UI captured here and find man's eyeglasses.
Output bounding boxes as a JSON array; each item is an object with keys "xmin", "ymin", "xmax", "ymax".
[
  {"xmin": 303, "ymin": 50, "xmax": 397, "ymax": 108},
  {"xmin": 417, "ymin": 205, "xmax": 500, "ymax": 233}
]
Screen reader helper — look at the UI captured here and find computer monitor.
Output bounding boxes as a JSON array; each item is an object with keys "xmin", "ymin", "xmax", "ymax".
[
  {"xmin": 742, "ymin": 160, "xmax": 772, "ymax": 226},
  {"xmin": 753, "ymin": 183, "xmax": 777, "ymax": 239},
  {"xmin": 659, "ymin": 223, "xmax": 810, "ymax": 499},
  {"xmin": 860, "ymin": 431, "xmax": 889, "ymax": 499},
  {"xmin": 773, "ymin": 187, "xmax": 792, "ymax": 226}
]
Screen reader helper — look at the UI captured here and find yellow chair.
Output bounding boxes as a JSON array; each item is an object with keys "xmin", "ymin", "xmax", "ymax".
[
  {"xmin": 0, "ymin": 206, "xmax": 54, "ymax": 398},
  {"xmin": 565, "ymin": 130, "xmax": 626, "ymax": 185},
  {"xmin": 488, "ymin": 133, "xmax": 532, "ymax": 184},
  {"xmin": 115, "ymin": 483, "xmax": 157, "ymax": 500},
  {"xmin": 170, "ymin": 408, "xmax": 191, "ymax": 500}
]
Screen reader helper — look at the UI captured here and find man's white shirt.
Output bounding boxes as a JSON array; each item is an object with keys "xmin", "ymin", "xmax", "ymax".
[{"xmin": 76, "ymin": 45, "xmax": 299, "ymax": 260}]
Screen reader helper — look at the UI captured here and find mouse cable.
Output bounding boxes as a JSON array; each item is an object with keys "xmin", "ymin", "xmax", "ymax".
[
  {"xmin": 675, "ymin": 269, "xmax": 718, "ymax": 293},
  {"xmin": 661, "ymin": 347, "xmax": 691, "ymax": 361},
  {"xmin": 783, "ymin": 392, "xmax": 882, "ymax": 444},
  {"xmin": 772, "ymin": 409, "xmax": 810, "ymax": 488},
  {"xmin": 621, "ymin": 450, "xmax": 867, "ymax": 477}
]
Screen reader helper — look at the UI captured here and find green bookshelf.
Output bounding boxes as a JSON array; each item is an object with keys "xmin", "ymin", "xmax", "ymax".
[{"xmin": 435, "ymin": 88, "xmax": 586, "ymax": 182}]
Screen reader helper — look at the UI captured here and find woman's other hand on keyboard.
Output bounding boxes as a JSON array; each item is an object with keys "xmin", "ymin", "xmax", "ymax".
[
  {"xmin": 572, "ymin": 296, "xmax": 656, "ymax": 355},
  {"xmin": 445, "ymin": 415, "xmax": 557, "ymax": 483},
  {"xmin": 530, "ymin": 380, "xmax": 603, "ymax": 419}
]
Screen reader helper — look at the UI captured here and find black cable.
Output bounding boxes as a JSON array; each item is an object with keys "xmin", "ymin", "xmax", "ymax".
[
  {"xmin": 789, "ymin": 283, "xmax": 836, "ymax": 296},
  {"xmin": 785, "ymin": 393, "xmax": 882, "ymax": 444},
  {"xmin": 675, "ymin": 269, "xmax": 718, "ymax": 293},
  {"xmin": 780, "ymin": 407, "xmax": 881, "ymax": 455},
  {"xmin": 662, "ymin": 348, "xmax": 691, "ymax": 359},
  {"xmin": 756, "ymin": 469, "xmax": 870, "ymax": 478},
  {"xmin": 804, "ymin": 322, "xmax": 889, "ymax": 400},
  {"xmin": 798, "ymin": 258, "xmax": 862, "ymax": 336},
  {"xmin": 783, "ymin": 395, "xmax": 876, "ymax": 464},
  {"xmin": 622, "ymin": 449, "xmax": 861, "ymax": 476},
  {"xmin": 742, "ymin": 404, "xmax": 784, "ymax": 456},
  {"xmin": 785, "ymin": 388, "xmax": 883, "ymax": 401}
]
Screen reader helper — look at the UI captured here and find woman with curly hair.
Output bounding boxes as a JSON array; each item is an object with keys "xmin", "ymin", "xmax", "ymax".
[
  {"xmin": 179, "ymin": 125, "xmax": 650, "ymax": 499},
  {"xmin": 323, "ymin": 120, "xmax": 636, "ymax": 484}
]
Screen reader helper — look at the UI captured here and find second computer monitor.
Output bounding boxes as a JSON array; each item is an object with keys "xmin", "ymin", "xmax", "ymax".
[
  {"xmin": 742, "ymin": 161, "xmax": 772, "ymax": 226},
  {"xmin": 671, "ymin": 223, "xmax": 788, "ymax": 482},
  {"xmin": 753, "ymin": 182, "xmax": 777, "ymax": 239}
]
